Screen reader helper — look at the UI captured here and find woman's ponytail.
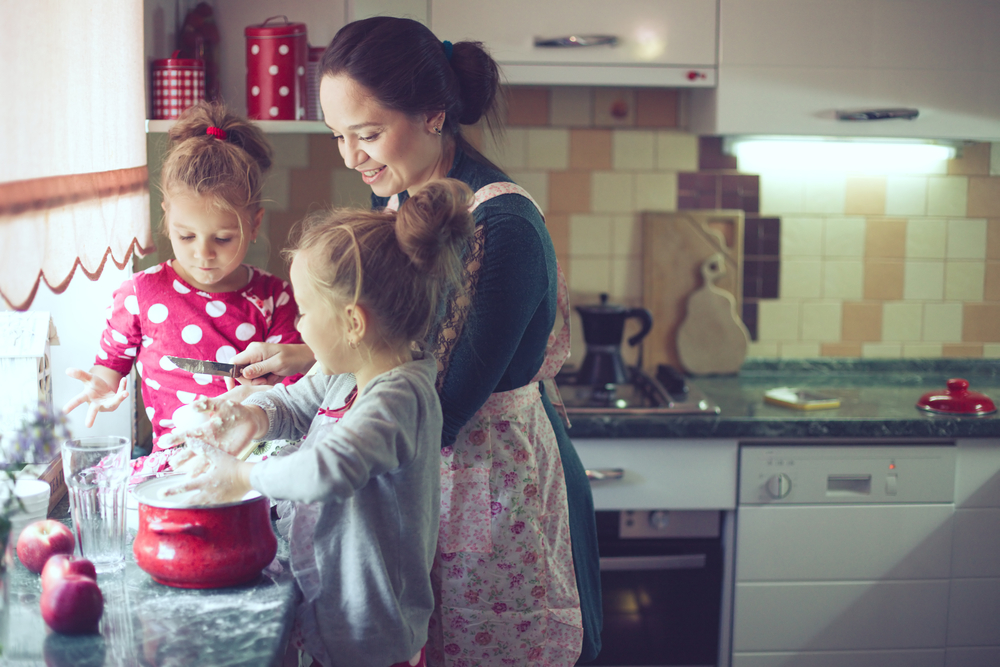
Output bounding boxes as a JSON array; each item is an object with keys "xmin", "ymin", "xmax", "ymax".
[{"xmin": 396, "ymin": 179, "xmax": 475, "ymax": 292}]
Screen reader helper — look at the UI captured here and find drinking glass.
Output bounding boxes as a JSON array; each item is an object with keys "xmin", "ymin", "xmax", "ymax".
[{"xmin": 62, "ymin": 436, "xmax": 131, "ymax": 573}]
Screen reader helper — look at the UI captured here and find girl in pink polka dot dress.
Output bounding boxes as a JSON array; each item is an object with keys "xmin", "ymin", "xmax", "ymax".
[{"xmin": 63, "ymin": 102, "xmax": 303, "ymax": 475}]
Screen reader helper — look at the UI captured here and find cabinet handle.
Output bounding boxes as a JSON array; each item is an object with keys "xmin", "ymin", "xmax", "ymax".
[
  {"xmin": 600, "ymin": 554, "xmax": 707, "ymax": 571},
  {"xmin": 534, "ymin": 35, "xmax": 619, "ymax": 48},
  {"xmin": 836, "ymin": 108, "xmax": 919, "ymax": 121},
  {"xmin": 586, "ymin": 468, "xmax": 624, "ymax": 481}
]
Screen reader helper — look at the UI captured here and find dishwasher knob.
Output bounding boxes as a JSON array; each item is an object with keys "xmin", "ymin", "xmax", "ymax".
[
  {"xmin": 648, "ymin": 510, "xmax": 671, "ymax": 530},
  {"xmin": 765, "ymin": 473, "xmax": 792, "ymax": 499}
]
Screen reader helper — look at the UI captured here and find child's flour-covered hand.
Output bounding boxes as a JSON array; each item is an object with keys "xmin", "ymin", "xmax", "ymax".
[
  {"xmin": 62, "ymin": 367, "xmax": 129, "ymax": 427},
  {"xmin": 159, "ymin": 396, "xmax": 267, "ymax": 457},
  {"xmin": 165, "ymin": 441, "xmax": 254, "ymax": 505}
]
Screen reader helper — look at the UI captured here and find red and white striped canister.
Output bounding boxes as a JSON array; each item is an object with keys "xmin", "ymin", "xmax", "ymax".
[
  {"xmin": 245, "ymin": 17, "xmax": 307, "ymax": 121},
  {"xmin": 151, "ymin": 52, "xmax": 205, "ymax": 120}
]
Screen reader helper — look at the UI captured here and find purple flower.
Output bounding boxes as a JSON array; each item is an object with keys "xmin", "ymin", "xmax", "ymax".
[
  {"xmin": 444, "ymin": 644, "xmax": 461, "ymax": 656},
  {"xmin": 511, "ymin": 521, "xmax": 525, "ymax": 535},
  {"xmin": 516, "ymin": 621, "xmax": 532, "ymax": 633},
  {"xmin": 475, "ymin": 631, "xmax": 492, "ymax": 645},
  {"xmin": 509, "ymin": 573, "xmax": 525, "ymax": 588},
  {"xmin": 490, "ymin": 501, "xmax": 503, "ymax": 516},
  {"xmin": 492, "ymin": 602, "xmax": 507, "ymax": 615},
  {"xmin": 503, "ymin": 471, "xmax": 518, "ymax": 488}
]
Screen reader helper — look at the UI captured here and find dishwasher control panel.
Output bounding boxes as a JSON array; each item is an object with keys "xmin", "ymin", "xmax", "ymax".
[{"xmin": 739, "ymin": 444, "xmax": 956, "ymax": 504}]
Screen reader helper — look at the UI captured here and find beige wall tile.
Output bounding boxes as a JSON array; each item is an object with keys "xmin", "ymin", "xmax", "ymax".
[
  {"xmin": 988, "ymin": 220, "xmax": 1000, "ymax": 259},
  {"xmin": 545, "ymin": 214, "xmax": 569, "ymax": 257},
  {"xmin": 823, "ymin": 260, "xmax": 864, "ymax": 300},
  {"xmin": 747, "ymin": 341, "xmax": 780, "ymax": 358},
  {"xmin": 844, "ymin": 177, "xmax": 886, "ymax": 216},
  {"xmin": 780, "ymin": 260, "xmax": 823, "ymax": 298},
  {"xmin": 823, "ymin": 217, "xmax": 866, "ymax": 257},
  {"xmin": 865, "ymin": 218, "xmax": 907, "ymax": 258},
  {"xmin": 550, "ymin": 87, "xmax": 592, "ymax": 127},
  {"xmin": 863, "ymin": 260, "xmax": 904, "ymax": 300},
  {"xmin": 903, "ymin": 343, "xmax": 942, "ymax": 358},
  {"xmin": 758, "ymin": 301, "xmax": 801, "ymax": 341},
  {"xmin": 801, "ymin": 301, "xmax": 842, "ymax": 341},
  {"xmin": 944, "ymin": 261, "xmax": 986, "ymax": 301},
  {"xmin": 506, "ymin": 87, "xmax": 550, "ymax": 126},
  {"xmin": 885, "ymin": 176, "xmax": 928, "ymax": 216},
  {"xmin": 610, "ymin": 257, "xmax": 643, "ymax": 301},
  {"xmin": 922, "ymin": 302, "xmax": 963, "ymax": 342},
  {"xmin": 882, "ymin": 302, "xmax": 923, "ymax": 342},
  {"xmin": 943, "ymin": 343, "xmax": 983, "ymax": 358},
  {"xmin": 862, "ymin": 342, "xmax": 902, "ymax": 358},
  {"xmin": 270, "ymin": 134, "xmax": 309, "ymax": 168},
  {"xmin": 613, "ymin": 130, "xmax": 656, "ymax": 170},
  {"xmin": 927, "ymin": 176, "xmax": 969, "ymax": 217},
  {"xmin": 842, "ymin": 302, "xmax": 882, "ymax": 341},
  {"xmin": 507, "ymin": 171, "xmax": 549, "ymax": 212},
  {"xmin": 463, "ymin": 124, "xmax": 484, "ymax": 152},
  {"xmin": 635, "ymin": 173, "xmax": 677, "ymax": 211},
  {"xmin": 780, "ymin": 342, "xmax": 820, "ymax": 358},
  {"xmin": 904, "ymin": 260, "xmax": 945, "ymax": 300},
  {"xmin": 946, "ymin": 218, "xmax": 988, "ymax": 259},
  {"xmin": 569, "ymin": 215, "xmax": 613, "ymax": 255},
  {"xmin": 262, "ymin": 167, "xmax": 290, "ymax": 210},
  {"xmin": 906, "ymin": 218, "xmax": 947, "ymax": 259},
  {"xmin": 760, "ymin": 175, "xmax": 807, "ymax": 215},
  {"xmin": 635, "ymin": 89, "xmax": 679, "ymax": 128},
  {"xmin": 526, "ymin": 128, "xmax": 569, "ymax": 170},
  {"xmin": 548, "ymin": 171, "xmax": 590, "ymax": 213},
  {"xmin": 781, "ymin": 216, "xmax": 823, "ymax": 257},
  {"xmin": 331, "ymin": 168, "xmax": 373, "ymax": 209},
  {"xmin": 593, "ymin": 88, "xmax": 635, "ymax": 127},
  {"xmin": 984, "ymin": 343, "xmax": 1000, "ymax": 358},
  {"xmin": 656, "ymin": 133, "xmax": 698, "ymax": 171},
  {"xmin": 948, "ymin": 142, "xmax": 991, "ymax": 176},
  {"xmin": 822, "ymin": 342, "xmax": 863, "ymax": 357},
  {"xmin": 968, "ymin": 176, "xmax": 1000, "ymax": 218},
  {"xmin": 569, "ymin": 129, "xmax": 612, "ymax": 170},
  {"xmin": 568, "ymin": 258, "xmax": 611, "ymax": 294},
  {"xmin": 591, "ymin": 172, "xmax": 635, "ymax": 213},
  {"xmin": 804, "ymin": 176, "xmax": 847, "ymax": 215},
  {"xmin": 612, "ymin": 215, "xmax": 643, "ymax": 257},
  {"xmin": 483, "ymin": 127, "xmax": 527, "ymax": 171},
  {"xmin": 963, "ymin": 303, "xmax": 1000, "ymax": 342},
  {"xmin": 985, "ymin": 261, "xmax": 1000, "ymax": 301},
  {"xmin": 992, "ymin": 144, "xmax": 1000, "ymax": 176}
]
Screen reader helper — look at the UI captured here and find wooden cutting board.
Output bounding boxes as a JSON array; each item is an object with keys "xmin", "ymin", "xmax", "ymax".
[
  {"xmin": 676, "ymin": 253, "xmax": 750, "ymax": 374},
  {"xmin": 641, "ymin": 210, "xmax": 745, "ymax": 374}
]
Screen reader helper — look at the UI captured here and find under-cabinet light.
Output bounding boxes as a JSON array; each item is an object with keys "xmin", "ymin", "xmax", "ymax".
[{"xmin": 727, "ymin": 137, "xmax": 958, "ymax": 175}]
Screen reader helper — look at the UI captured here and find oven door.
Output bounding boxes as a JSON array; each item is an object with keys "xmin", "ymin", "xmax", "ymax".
[{"xmin": 587, "ymin": 510, "xmax": 724, "ymax": 667}]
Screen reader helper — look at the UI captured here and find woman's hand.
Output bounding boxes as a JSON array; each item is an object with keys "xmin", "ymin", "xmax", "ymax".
[
  {"xmin": 159, "ymin": 397, "xmax": 268, "ymax": 457},
  {"xmin": 62, "ymin": 367, "xmax": 129, "ymax": 427},
  {"xmin": 229, "ymin": 342, "xmax": 316, "ymax": 385},
  {"xmin": 165, "ymin": 442, "xmax": 254, "ymax": 505}
]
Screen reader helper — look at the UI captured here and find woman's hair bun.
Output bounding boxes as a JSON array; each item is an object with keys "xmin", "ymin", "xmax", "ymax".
[{"xmin": 396, "ymin": 179, "xmax": 475, "ymax": 281}]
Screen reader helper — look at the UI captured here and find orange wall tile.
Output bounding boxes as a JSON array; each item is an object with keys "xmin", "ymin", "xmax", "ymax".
[
  {"xmin": 505, "ymin": 87, "xmax": 549, "ymax": 126},
  {"xmin": 289, "ymin": 169, "xmax": 333, "ymax": 209},
  {"xmin": 569, "ymin": 129, "xmax": 612, "ymax": 170},
  {"xmin": 548, "ymin": 171, "xmax": 591, "ymax": 213},
  {"xmin": 308, "ymin": 134, "xmax": 343, "ymax": 169},
  {"xmin": 948, "ymin": 142, "xmax": 991, "ymax": 176},
  {"xmin": 822, "ymin": 342, "xmax": 863, "ymax": 357},
  {"xmin": 968, "ymin": 176, "xmax": 1000, "ymax": 218},
  {"xmin": 987, "ymin": 219, "xmax": 1000, "ymax": 259},
  {"xmin": 845, "ymin": 177, "xmax": 886, "ymax": 216},
  {"xmin": 985, "ymin": 262, "xmax": 1000, "ymax": 301},
  {"xmin": 545, "ymin": 213, "xmax": 570, "ymax": 257},
  {"xmin": 942, "ymin": 343, "xmax": 984, "ymax": 358},
  {"xmin": 863, "ymin": 260, "xmax": 905, "ymax": 300},
  {"xmin": 842, "ymin": 302, "xmax": 883, "ymax": 341},
  {"xmin": 963, "ymin": 303, "xmax": 1000, "ymax": 342},
  {"xmin": 635, "ymin": 89, "xmax": 679, "ymax": 128},
  {"xmin": 865, "ymin": 218, "xmax": 906, "ymax": 258}
]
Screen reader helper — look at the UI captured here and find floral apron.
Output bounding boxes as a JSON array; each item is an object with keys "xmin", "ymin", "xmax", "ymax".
[{"xmin": 390, "ymin": 183, "xmax": 582, "ymax": 666}]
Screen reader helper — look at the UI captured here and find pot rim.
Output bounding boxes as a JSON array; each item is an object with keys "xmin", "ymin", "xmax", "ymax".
[{"xmin": 132, "ymin": 474, "xmax": 265, "ymax": 510}]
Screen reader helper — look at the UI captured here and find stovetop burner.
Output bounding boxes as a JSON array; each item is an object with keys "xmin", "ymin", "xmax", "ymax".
[{"xmin": 554, "ymin": 365, "xmax": 721, "ymax": 415}]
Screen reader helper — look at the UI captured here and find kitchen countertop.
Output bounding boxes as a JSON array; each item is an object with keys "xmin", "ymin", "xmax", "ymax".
[
  {"xmin": 564, "ymin": 359, "xmax": 1000, "ymax": 440},
  {"xmin": 0, "ymin": 509, "xmax": 295, "ymax": 667}
]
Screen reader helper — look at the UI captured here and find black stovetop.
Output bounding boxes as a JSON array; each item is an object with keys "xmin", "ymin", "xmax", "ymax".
[{"xmin": 554, "ymin": 365, "xmax": 721, "ymax": 416}]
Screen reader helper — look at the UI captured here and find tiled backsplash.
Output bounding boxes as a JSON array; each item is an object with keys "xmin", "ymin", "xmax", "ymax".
[{"xmin": 143, "ymin": 85, "xmax": 1000, "ymax": 363}]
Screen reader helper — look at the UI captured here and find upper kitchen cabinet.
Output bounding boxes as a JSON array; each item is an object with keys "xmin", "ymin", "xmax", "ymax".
[
  {"xmin": 689, "ymin": 0, "xmax": 1000, "ymax": 140},
  {"xmin": 427, "ymin": 0, "xmax": 718, "ymax": 87}
]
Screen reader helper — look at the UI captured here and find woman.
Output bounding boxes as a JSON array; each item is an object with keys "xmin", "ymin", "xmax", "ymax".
[{"xmin": 232, "ymin": 16, "xmax": 602, "ymax": 665}]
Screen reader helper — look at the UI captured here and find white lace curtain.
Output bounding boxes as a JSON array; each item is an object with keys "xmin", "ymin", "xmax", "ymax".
[{"xmin": 0, "ymin": 0, "xmax": 153, "ymax": 311}]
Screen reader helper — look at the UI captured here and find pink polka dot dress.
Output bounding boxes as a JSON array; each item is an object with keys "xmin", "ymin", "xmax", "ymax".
[{"xmin": 95, "ymin": 261, "xmax": 302, "ymax": 449}]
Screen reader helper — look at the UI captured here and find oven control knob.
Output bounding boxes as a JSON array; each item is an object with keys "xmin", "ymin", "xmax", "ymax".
[
  {"xmin": 765, "ymin": 473, "xmax": 792, "ymax": 499},
  {"xmin": 648, "ymin": 510, "xmax": 670, "ymax": 530}
]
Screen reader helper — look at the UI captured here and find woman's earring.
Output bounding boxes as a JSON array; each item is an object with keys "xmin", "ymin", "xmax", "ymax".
[
  {"xmin": 434, "ymin": 126, "xmax": 442, "ymax": 136},
  {"xmin": 348, "ymin": 339, "xmax": 358, "ymax": 349}
]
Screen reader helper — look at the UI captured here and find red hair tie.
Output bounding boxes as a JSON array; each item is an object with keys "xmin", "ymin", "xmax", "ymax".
[{"xmin": 206, "ymin": 126, "xmax": 227, "ymax": 140}]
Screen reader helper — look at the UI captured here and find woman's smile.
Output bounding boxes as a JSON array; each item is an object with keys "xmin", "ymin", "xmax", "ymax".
[{"xmin": 361, "ymin": 165, "xmax": 386, "ymax": 184}]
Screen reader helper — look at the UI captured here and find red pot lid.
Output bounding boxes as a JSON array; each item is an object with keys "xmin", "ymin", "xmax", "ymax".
[
  {"xmin": 245, "ymin": 16, "xmax": 307, "ymax": 38},
  {"xmin": 916, "ymin": 378, "xmax": 997, "ymax": 416}
]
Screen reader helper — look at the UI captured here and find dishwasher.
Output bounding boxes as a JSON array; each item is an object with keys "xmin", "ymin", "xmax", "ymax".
[{"xmin": 732, "ymin": 443, "xmax": 956, "ymax": 667}]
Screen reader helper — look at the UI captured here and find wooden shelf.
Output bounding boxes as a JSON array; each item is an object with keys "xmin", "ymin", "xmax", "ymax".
[{"xmin": 146, "ymin": 119, "xmax": 330, "ymax": 134}]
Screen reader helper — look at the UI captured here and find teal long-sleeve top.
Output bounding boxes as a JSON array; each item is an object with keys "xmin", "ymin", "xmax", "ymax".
[{"xmin": 372, "ymin": 147, "xmax": 603, "ymax": 662}]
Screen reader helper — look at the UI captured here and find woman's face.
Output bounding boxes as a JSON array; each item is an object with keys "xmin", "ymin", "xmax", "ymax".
[{"xmin": 319, "ymin": 74, "xmax": 448, "ymax": 198}]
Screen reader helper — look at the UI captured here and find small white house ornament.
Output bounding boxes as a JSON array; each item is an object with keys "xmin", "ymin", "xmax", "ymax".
[{"xmin": 0, "ymin": 312, "xmax": 60, "ymax": 436}]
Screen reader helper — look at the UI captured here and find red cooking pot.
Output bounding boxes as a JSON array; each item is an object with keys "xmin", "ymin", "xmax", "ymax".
[
  {"xmin": 132, "ymin": 476, "xmax": 277, "ymax": 589},
  {"xmin": 916, "ymin": 378, "xmax": 998, "ymax": 416}
]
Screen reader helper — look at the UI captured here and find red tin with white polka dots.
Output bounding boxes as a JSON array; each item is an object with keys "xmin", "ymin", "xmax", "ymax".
[
  {"xmin": 151, "ymin": 52, "xmax": 206, "ymax": 120},
  {"xmin": 245, "ymin": 17, "xmax": 307, "ymax": 121}
]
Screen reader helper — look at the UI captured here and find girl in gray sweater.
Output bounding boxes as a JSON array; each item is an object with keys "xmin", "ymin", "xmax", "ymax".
[{"xmin": 163, "ymin": 179, "xmax": 476, "ymax": 667}]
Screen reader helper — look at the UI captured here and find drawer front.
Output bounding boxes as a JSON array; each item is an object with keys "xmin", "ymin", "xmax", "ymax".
[
  {"xmin": 571, "ymin": 438, "xmax": 738, "ymax": 510},
  {"xmin": 947, "ymin": 578, "xmax": 1000, "ymax": 646},
  {"xmin": 946, "ymin": 647, "xmax": 1000, "ymax": 667},
  {"xmin": 734, "ymin": 649, "xmax": 945, "ymax": 667},
  {"xmin": 951, "ymin": 509, "xmax": 1000, "ymax": 577}
]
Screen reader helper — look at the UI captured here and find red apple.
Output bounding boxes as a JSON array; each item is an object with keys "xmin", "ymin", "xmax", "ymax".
[
  {"xmin": 16, "ymin": 520, "xmax": 76, "ymax": 574},
  {"xmin": 41, "ymin": 554, "xmax": 97, "ymax": 592},
  {"xmin": 40, "ymin": 574, "xmax": 104, "ymax": 634}
]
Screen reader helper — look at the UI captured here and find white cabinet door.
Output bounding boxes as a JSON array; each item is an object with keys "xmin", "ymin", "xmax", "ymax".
[
  {"xmin": 430, "ymin": 0, "xmax": 718, "ymax": 86},
  {"xmin": 690, "ymin": 0, "xmax": 1000, "ymax": 140}
]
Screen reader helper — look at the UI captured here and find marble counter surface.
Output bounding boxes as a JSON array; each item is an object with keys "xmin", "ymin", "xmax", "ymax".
[
  {"xmin": 0, "ymin": 515, "xmax": 295, "ymax": 667},
  {"xmin": 565, "ymin": 359, "xmax": 1000, "ymax": 440}
]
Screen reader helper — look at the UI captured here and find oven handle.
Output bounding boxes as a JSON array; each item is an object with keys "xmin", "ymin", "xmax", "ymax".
[
  {"xmin": 600, "ymin": 554, "xmax": 707, "ymax": 571},
  {"xmin": 585, "ymin": 468, "xmax": 624, "ymax": 481}
]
